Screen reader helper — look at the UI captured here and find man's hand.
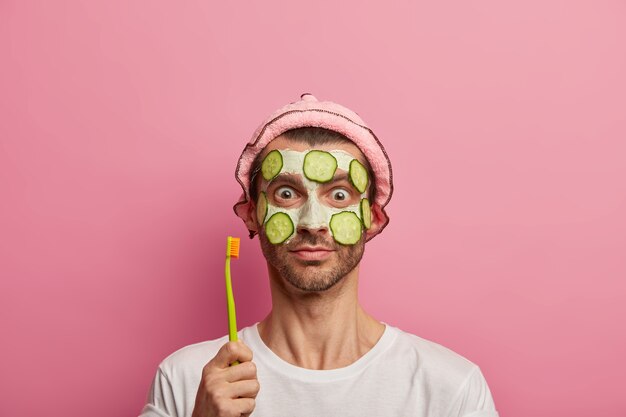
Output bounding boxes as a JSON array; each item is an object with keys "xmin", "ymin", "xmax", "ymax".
[{"xmin": 191, "ymin": 341, "xmax": 260, "ymax": 417}]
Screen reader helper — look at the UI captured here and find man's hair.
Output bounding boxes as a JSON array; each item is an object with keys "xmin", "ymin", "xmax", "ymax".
[{"xmin": 249, "ymin": 127, "xmax": 377, "ymax": 202}]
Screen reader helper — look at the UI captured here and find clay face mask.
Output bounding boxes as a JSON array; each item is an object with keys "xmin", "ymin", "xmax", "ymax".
[{"xmin": 256, "ymin": 149, "xmax": 372, "ymax": 245}]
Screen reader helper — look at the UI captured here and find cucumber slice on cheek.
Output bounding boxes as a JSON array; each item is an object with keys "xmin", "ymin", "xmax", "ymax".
[
  {"xmin": 349, "ymin": 159, "xmax": 369, "ymax": 194},
  {"xmin": 330, "ymin": 211, "xmax": 363, "ymax": 245},
  {"xmin": 261, "ymin": 150, "xmax": 283, "ymax": 181},
  {"xmin": 265, "ymin": 212, "xmax": 295, "ymax": 244},
  {"xmin": 360, "ymin": 198, "xmax": 371, "ymax": 230},
  {"xmin": 303, "ymin": 150, "xmax": 338, "ymax": 182},
  {"xmin": 256, "ymin": 191, "xmax": 268, "ymax": 225}
]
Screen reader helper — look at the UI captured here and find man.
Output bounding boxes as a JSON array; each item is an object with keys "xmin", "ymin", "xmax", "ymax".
[{"xmin": 140, "ymin": 94, "xmax": 499, "ymax": 417}]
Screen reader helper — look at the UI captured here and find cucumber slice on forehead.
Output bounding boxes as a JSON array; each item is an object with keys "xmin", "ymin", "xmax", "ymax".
[
  {"xmin": 303, "ymin": 150, "xmax": 338, "ymax": 183},
  {"xmin": 256, "ymin": 191, "xmax": 268, "ymax": 225},
  {"xmin": 360, "ymin": 198, "xmax": 372, "ymax": 230},
  {"xmin": 265, "ymin": 212, "xmax": 294, "ymax": 244},
  {"xmin": 261, "ymin": 150, "xmax": 283, "ymax": 181},
  {"xmin": 349, "ymin": 159, "xmax": 369, "ymax": 194},
  {"xmin": 330, "ymin": 211, "xmax": 363, "ymax": 245}
]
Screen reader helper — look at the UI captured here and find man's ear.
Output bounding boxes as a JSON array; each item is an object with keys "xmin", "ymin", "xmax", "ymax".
[
  {"xmin": 244, "ymin": 199, "xmax": 259, "ymax": 233},
  {"xmin": 364, "ymin": 202, "xmax": 387, "ymax": 240}
]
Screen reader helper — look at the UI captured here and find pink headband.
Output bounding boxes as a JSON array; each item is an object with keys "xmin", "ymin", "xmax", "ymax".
[{"xmin": 233, "ymin": 93, "xmax": 393, "ymax": 241}]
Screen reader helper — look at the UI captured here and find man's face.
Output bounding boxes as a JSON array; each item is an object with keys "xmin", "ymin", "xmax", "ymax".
[{"xmin": 253, "ymin": 136, "xmax": 371, "ymax": 292}]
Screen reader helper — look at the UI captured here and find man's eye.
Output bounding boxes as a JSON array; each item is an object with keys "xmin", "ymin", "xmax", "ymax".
[
  {"xmin": 276, "ymin": 186, "xmax": 296, "ymax": 200},
  {"xmin": 331, "ymin": 189, "xmax": 348, "ymax": 201}
]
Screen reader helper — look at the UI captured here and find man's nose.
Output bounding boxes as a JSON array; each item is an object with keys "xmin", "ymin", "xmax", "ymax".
[
  {"xmin": 297, "ymin": 222, "xmax": 329, "ymax": 235},
  {"xmin": 296, "ymin": 199, "xmax": 329, "ymax": 234}
]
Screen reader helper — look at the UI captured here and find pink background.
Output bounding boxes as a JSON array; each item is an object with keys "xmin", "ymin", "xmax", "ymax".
[{"xmin": 1, "ymin": 1, "xmax": 625, "ymax": 416}]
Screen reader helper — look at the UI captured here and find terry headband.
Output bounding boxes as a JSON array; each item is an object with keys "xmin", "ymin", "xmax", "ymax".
[{"xmin": 233, "ymin": 93, "xmax": 393, "ymax": 242}]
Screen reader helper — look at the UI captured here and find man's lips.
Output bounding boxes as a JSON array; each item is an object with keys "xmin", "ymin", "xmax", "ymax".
[{"xmin": 289, "ymin": 246, "xmax": 335, "ymax": 261}]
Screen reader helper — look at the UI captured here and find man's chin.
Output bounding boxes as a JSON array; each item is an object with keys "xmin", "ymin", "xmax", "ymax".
[
  {"xmin": 283, "ymin": 273, "xmax": 344, "ymax": 293},
  {"xmin": 276, "ymin": 261, "xmax": 344, "ymax": 292},
  {"xmin": 299, "ymin": 260, "xmax": 323, "ymax": 267}
]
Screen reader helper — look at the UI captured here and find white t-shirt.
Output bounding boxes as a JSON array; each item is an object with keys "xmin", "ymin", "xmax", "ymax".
[{"xmin": 140, "ymin": 324, "xmax": 498, "ymax": 417}]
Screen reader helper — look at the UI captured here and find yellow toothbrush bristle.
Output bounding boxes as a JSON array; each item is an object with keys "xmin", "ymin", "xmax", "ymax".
[{"xmin": 228, "ymin": 237, "xmax": 240, "ymax": 258}]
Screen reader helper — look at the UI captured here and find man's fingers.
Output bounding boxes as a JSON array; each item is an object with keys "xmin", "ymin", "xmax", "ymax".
[
  {"xmin": 233, "ymin": 397, "xmax": 256, "ymax": 415},
  {"xmin": 208, "ymin": 341, "xmax": 253, "ymax": 369},
  {"xmin": 224, "ymin": 360, "xmax": 256, "ymax": 383},
  {"xmin": 226, "ymin": 379, "xmax": 261, "ymax": 399},
  {"xmin": 193, "ymin": 341, "xmax": 258, "ymax": 417}
]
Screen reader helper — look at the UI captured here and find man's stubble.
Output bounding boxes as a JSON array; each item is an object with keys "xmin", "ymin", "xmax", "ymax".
[{"xmin": 259, "ymin": 232, "xmax": 365, "ymax": 292}]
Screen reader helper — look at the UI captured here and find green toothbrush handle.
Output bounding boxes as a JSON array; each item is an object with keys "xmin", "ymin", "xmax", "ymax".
[{"xmin": 225, "ymin": 256, "xmax": 239, "ymax": 365}]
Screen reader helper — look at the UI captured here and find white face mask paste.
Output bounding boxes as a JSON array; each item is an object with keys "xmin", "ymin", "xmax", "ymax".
[{"xmin": 259, "ymin": 149, "xmax": 368, "ymax": 245}]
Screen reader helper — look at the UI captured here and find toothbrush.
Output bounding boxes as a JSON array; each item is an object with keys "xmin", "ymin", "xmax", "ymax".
[{"xmin": 225, "ymin": 236, "xmax": 240, "ymax": 365}]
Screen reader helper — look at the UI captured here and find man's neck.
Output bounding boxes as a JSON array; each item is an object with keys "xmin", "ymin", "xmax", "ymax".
[{"xmin": 257, "ymin": 265, "xmax": 385, "ymax": 370}]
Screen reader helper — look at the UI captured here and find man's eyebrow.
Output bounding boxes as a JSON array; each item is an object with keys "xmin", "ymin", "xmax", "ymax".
[
  {"xmin": 332, "ymin": 172, "xmax": 350, "ymax": 183},
  {"xmin": 316, "ymin": 172, "xmax": 362, "ymax": 190},
  {"xmin": 318, "ymin": 172, "xmax": 351, "ymax": 186},
  {"xmin": 268, "ymin": 174, "xmax": 305, "ymax": 188},
  {"xmin": 269, "ymin": 172, "xmax": 356, "ymax": 189}
]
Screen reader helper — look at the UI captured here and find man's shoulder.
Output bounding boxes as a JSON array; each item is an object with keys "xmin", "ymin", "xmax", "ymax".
[
  {"xmin": 388, "ymin": 327, "xmax": 499, "ymax": 415},
  {"xmin": 388, "ymin": 325, "xmax": 480, "ymax": 383}
]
